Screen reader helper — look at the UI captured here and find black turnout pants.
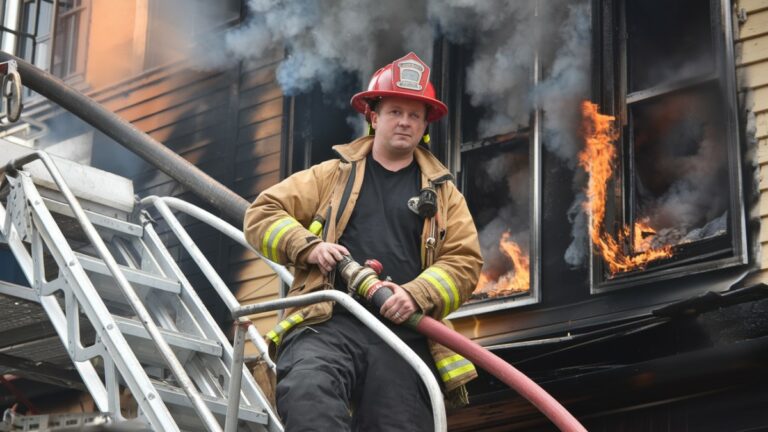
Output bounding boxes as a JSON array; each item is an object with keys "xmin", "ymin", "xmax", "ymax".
[{"xmin": 275, "ymin": 313, "xmax": 437, "ymax": 432}]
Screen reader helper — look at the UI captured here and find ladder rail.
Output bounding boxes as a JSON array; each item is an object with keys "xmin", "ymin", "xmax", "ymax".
[
  {"xmin": 1, "ymin": 176, "xmax": 173, "ymax": 429},
  {"xmin": 139, "ymin": 223, "xmax": 284, "ymax": 432},
  {"xmin": 140, "ymin": 195, "xmax": 283, "ymax": 369},
  {"xmin": 1, "ymin": 195, "xmax": 109, "ymax": 412},
  {"xmin": 4, "ymin": 152, "xmax": 222, "ymax": 432},
  {"xmin": 140, "ymin": 196, "xmax": 293, "ymax": 283},
  {"xmin": 140, "ymin": 197, "xmax": 283, "ymax": 429}
]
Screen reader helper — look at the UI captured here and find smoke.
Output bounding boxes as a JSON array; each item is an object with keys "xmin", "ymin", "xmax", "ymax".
[
  {"xmin": 536, "ymin": 2, "xmax": 592, "ymax": 165},
  {"xmin": 631, "ymin": 91, "xmax": 731, "ymax": 250},
  {"xmin": 564, "ymin": 192, "xmax": 590, "ymax": 267},
  {"xmin": 212, "ymin": 0, "xmax": 591, "ymax": 139},
  {"xmin": 437, "ymin": 1, "xmax": 539, "ymax": 134},
  {"xmin": 218, "ymin": 0, "xmax": 433, "ymax": 95}
]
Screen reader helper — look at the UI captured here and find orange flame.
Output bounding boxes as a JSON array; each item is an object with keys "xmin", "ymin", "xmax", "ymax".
[
  {"xmin": 579, "ymin": 101, "xmax": 672, "ymax": 275},
  {"xmin": 633, "ymin": 218, "xmax": 658, "ymax": 252},
  {"xmin": 474, "ymin": 231, "xmax": 530, "ymax": 297}
]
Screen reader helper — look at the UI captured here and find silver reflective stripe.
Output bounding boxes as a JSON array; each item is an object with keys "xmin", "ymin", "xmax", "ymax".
[{"xmin": 264, "ymin": 218, "xmax": 298, "ymax": 261}]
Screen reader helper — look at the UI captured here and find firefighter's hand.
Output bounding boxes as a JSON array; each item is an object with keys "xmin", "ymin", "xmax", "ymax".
[
  {"xmin": 307, "ymin": 242, "xmax": 350, "ymax": 274},
  {"xmin": 380, "ymin": 281, "xmax": 418, "ymax": 324}
]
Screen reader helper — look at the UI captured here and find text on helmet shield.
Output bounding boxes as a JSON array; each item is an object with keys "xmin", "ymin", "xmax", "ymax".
[{"xmin": 396, "ymin": 60, "xmax": 425, "ymax": 91}]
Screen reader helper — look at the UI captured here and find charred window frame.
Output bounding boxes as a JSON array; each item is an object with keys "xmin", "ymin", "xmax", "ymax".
[
  {"xmin": 433, "ymin": 40, "xmax": 542, "ymax": 318},
  {"xmin": 593, "ymin": 0, "xmax": 747, "ymax": 292}
]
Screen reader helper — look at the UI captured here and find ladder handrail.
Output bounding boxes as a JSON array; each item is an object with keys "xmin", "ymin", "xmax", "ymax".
[
  {"xmin": 4, "ymin": 151, "xmax": 223, "ymax": 432},
  {"xmin": 234, "ymin": 291, "xmax": 448, "ymax": 432},
  {"xmin": 140, "ymin": 196, "xmax": 448, "ymax": 432},
  {"xmin": 140, "ymin": 196, "xmax": 293, "ymax": 285},
  {"xmin": 140, "ymin": 195, "xmax": 279, "ymax": 370}
]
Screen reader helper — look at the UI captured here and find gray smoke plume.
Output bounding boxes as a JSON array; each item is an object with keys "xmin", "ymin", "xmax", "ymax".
[
  {"xmin": 221, "ymin": 0, "xmax": 433, "ymax": 95},
  {"xmin": 564, "ymin": 192, "xmax": 590, "ymax": 267},
  {"xmin": 536, "ymin": 2, "xmax": 592, "ymax": 165},
  {"xmin": 217, "ymin": 0, "xmax": 591, "ymax": 136}
]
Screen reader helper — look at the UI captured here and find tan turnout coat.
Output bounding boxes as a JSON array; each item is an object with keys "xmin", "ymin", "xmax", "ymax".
[{"xmin": 244, "ymin": 135, "xmax": 483, "ymax": 393}]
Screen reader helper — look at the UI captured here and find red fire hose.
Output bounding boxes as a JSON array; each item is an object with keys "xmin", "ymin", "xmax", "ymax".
[{"xmin": 337, "ymin": 257, "xmax": 587, "ymax": 432}]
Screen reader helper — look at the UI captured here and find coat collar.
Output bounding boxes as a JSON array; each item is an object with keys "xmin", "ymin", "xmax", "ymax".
[{"xmin": 332, "ymin": 135, "xmax": 454, "ymax": 183}]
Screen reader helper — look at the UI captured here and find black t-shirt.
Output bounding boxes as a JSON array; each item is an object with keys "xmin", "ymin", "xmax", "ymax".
[{"xmin": 334, "ymin": 153, "xmax": 424, "ymax": 339}]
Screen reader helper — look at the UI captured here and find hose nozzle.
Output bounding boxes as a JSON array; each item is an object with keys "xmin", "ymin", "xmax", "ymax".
[
  {"xmin": 337, "ymin": 256, "xmax": 419, "ymax": 327},
  {"xmin": 337, "ymin": 256, "xmax": 386, "ymax": 300}
]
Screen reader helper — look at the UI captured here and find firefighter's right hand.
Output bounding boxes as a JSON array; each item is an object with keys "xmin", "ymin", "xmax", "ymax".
[{"xmin": 307, "ymin": 242, "xmax": 350, "ymax": 274}]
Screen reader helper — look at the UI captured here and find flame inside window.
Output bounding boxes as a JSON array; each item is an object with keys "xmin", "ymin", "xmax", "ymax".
[
  {"xmin": 580, "ymin": 97, "xmax": 730, "ymax": 277},
  {"xmin": 463, "ymin": 140, "xmax": 531, "ymax": 301},
  {"xmin": 474, "ymin": 231, "xmax": 530, "ymax": 298},
  {"xmin": 580, "ymin": 101, "xmax": 672, "ymax": 275}
]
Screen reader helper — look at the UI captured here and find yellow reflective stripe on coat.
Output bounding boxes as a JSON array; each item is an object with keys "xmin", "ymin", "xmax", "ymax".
[
  {"xmin": 436, "ymin": 354, "xmax": 476, "ymax": 383},
  {"xmin": 308, "ymin": 219, "xmax": 323, "ymax": 236},
  {"xmin": 419, "ymin": 267, "xmax": 460, "ymax": 316},
  {"xmin": 265, "ymin": 313, "xmax": 304, "ymax": 345},
  {"xmin": 262, "ymin": 218, "xmax": 301, "ymax": 262}
]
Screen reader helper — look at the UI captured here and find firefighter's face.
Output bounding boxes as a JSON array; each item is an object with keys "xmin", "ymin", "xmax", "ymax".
[{"xmin": 370, "ymin": 97, "xmax": 428, "ymax": 157}]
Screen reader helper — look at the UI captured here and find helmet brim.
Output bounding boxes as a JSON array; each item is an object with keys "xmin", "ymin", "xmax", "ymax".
[{"xmin": 350, "ymin": 90, "xmax": 448, "ymax": 123}]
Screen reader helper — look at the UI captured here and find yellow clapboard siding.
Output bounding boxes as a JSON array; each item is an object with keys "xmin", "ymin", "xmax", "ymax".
[
  {"xmin": 100, "ymin": 69, "xmax": 219, "ymax": 114},
  {"xmin": 740, "ymin": 9, "xmax": 768, "ymax": 40},
  {"xmin": 238, "ymin": 98, "xmax": 284, "ymax": 129},
  {"xmin": 741, "ymin": 0, "xmax": 768, "ymax": 13},
  {"xmin": 760, "ymin": 214, "xmax": 768, "ymax": 241},
  {"xmin": 761, "ymin": 247, "xmax": 768, "ymax": 269},
  {"xmin": 758, "ymin": 138, "xmax": 768, "ymax": 164},
  {"xmin": 758, "ymin": 113, "xmax": 768, "ymax": 138},
  {"xmin": 739, "ymin": 34, "xmax": 768, "ymax": 65},
  {"xmin": 740, "ymin": 60, "xmax": 768, "ymax": 88},
  {"xmin": 761, "ymin": 195, "xmax": 768, "ymax": 220},
  {"xmin": 756, "ymin": 86, "xmax": 768, "ymax": 112},
  {"xmin": 759, "ymin": 164, "xmax": 768, "ymax": 191}
]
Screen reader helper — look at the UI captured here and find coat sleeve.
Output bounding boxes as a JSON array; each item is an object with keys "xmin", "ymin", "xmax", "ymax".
[
  {"xmin": 402, "ymin": 183, "xmax": 483, "ymax": 319},
  {"xmin": 243, "ymin": 160, "xmax": 337, "ymax": 268}
]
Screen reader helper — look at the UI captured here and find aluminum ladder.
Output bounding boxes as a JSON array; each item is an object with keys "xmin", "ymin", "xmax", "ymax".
[{"xmin": 0, "ymin": 151, "xmax": 281, "ymax": 432}]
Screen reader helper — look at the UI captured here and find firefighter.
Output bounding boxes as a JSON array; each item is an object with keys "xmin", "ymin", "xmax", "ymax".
[{"xmin": 244, "ymin": 52, "xmax": 483, "ymax": 431}]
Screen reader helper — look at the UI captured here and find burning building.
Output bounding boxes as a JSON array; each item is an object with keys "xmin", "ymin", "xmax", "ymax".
[{"xmin": 0, "ymin": 0, "xmax": 766, "ymax": 430}]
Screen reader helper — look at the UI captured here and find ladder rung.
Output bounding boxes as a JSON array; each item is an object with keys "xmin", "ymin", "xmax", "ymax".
[
  {"xmin": 112, "ymin": 315, "xmax": 222, "ymax": 358},
  {"xmin": 152, "ymin": 380, "xmax": 270, "ymax": 426},
  {"xmin": 74, "ymin": 252, "xmax": 180, "ymax": 294},
  {"xmin": 42, "ymin": 197, "xmax": 143, "ymax": 238}
]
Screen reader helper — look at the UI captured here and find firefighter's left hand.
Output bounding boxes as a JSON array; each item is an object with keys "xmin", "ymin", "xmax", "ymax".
[{"xmin": 379, "ymin": 281, "xmax": 419, "ymax": 324}]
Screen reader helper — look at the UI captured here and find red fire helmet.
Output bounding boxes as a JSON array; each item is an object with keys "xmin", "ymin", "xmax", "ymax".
[{"xmin": 350, "ymin": 52, "xmax": 448, "ymax": 123}]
